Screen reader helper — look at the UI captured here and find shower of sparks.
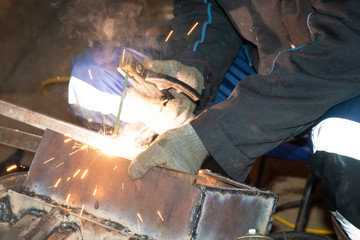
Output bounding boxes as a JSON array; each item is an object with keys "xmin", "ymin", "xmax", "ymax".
[
  {"xmin": 55, "ymin": 162, "xmax": 64, "ymax": 168},
  {"xmin": 73, "ymin": 169, "xmax": 81, "ymax": 177},
  {"xmin": 81, "ymin": 169, "xmax": 88, "ymax": 179},
  {"xmin": 93, "ymin": 185, "xmax": 97, "ymax": 196},
  {"xmin": 43, "ymin": 157, "xmax": 55, "ymax": 164},
  {"xmin": 187, "ymin": 22, "xmax": 199, "ymax": 35},
  {"xmin": 88, "ymin": 69, "xmax": 93, "ymax": 80},
  {"xmin": 64, "ymin": 138, "xmax": 72, "ymax": 143},
  {"xmin": 54, "ymin": 178, "xmax": 62, "ymax": 188},
  {"xmin": 80, "ymin": 204, "xmax": 85, "ymax": 217},
  {"xmin": 113, "ymin": 165, "xmax": 118, "ymax": 170},
  {"xmin": 67, "ymin": 177, "xmax": 71, "ymax": 181},
  {"xmin": 66, "ymin": 193, "xmax": 71, "ymax": 203},
  {"xmin": 137, "ymin": 213, "xmax": 143, "ymax": 222},
  {"xmin": 121, "ymin": 48, "xmax": 126, "ymax": 63},
  {"xmin": 165, "ymin": 30, "xmax": 173, "ymax": 42},
  {"xmin": 157, "ymin": 211, "xmax": 165, "ymax": 221},
  {"xmin": 6, "ymin": 165, "xmax": 17, "ymax": 172}
]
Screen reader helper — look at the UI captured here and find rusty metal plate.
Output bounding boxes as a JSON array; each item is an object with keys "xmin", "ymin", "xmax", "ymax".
[{"xmin": 23, "ymin": 129, "xmax": 277, "ymax": 239}]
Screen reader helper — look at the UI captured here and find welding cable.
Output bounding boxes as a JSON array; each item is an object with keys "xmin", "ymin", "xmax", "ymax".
[
  {"xmin": 40, "ymin": 76, "xmax": 70, "ymax": 96},
  {"xmin": 273, "ymin": 215, "xmax": 335, "ymax": 235}
]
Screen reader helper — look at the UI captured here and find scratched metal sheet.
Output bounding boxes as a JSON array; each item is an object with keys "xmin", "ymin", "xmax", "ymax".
[
  {"xmin": 194, "ymin": 186, "xmax": 276, "ymax": 239},
  {"xmin": 23, "ymin": 129, "xmax": 277, "ymax": 240}
]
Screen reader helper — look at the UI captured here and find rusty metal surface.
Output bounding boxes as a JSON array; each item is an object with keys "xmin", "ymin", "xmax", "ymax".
[
  {"xmin": 1, "ymin": 190, "xmax": 144, "ymax": 240},
  {"xmin": 0, "ymin": 126, "xmax": 41, "ymax": 153},
  {"xmin": 0, "ymin": 172, "xmax": 28, "ymax": 197},
  {"xmin": 22, "ymin": 129, "xmax": 277, "ymax": 239}
]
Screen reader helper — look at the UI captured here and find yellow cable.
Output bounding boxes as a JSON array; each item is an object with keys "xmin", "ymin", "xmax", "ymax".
[
  {"xmin": 274, "ymin": 214, "xmax": 335, "ymax": 235},
  {"xmin": 40, "ymin": 76, "xmax": 70, "ymax": 96}
]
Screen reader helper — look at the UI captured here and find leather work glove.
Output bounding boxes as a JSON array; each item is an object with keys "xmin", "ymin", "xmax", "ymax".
[
  {"xmin": 120, "ymin": 59, "xmax": 204, "ymax": 134},
  {"xmin": 128, "ymin": 124, "xmax": 209, "ymax": 179}
]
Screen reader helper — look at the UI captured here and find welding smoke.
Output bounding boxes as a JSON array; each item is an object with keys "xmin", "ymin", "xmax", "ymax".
[{"xmin": 58, "ymin": 0, "xmax": 150, "ymax": 47}]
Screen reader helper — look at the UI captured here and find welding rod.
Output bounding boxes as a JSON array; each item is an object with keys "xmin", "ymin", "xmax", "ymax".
[
  {"xmin": 0, "ymin": 99, "xmax": 110, "ymax": 149},
  {"xmin": 113, "ymin": 72, "xmax": 128, "ymax": 135}
]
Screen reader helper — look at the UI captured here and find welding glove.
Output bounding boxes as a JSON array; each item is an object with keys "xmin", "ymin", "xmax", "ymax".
[
  {"xmin": 140, "ymin": 58, "xmax": 205, "ymax": 98},
  {"xmin": 128, "ymin": 124, "xmax": 209, "ymax": 179},
  {"xmin": 121, "ymin": 59, "xmax": 204, "ymax": 134},
  {"xmin": 121, "ymin": 88, "xmax": 196, "ymax": 134}
]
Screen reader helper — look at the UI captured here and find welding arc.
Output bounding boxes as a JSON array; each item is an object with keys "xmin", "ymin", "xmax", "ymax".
[{"xmin": 113, "ymin": 72, "xmax": 129, "ymax": 135}]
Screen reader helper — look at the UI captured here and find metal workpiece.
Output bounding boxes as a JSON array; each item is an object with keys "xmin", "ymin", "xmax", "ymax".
[
  {"xmin": 0, "ymin": 99, "xmax": 112, "ymax": 150},
  {"xmin": 21, "ymin": 129, "xmax": 277, "ymax": 240},
  {"xmin": 0, "ymin": 126, "xmax": 41, "ymax": 153},
  {"xmin": 1, "ymin": 190, "xmax": 145, "ymax": 240}
]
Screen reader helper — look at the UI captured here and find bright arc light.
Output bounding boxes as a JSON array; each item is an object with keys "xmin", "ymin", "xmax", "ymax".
[{"xmin": 98, "ymin": 135, "xmax": 147, "ymax": 159}]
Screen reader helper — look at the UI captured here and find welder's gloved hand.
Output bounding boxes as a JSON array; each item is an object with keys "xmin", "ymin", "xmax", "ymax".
[
  {"xmin": 140, "ymin": 58, "xmax": 205, "ymax": 98},
  {"xmin": 121, "ymin": 88, "xmax": 196, "ymax": 134},
  {"xmin": 128, "ymin": 124, "xmax": 209, "ymax": 179}
]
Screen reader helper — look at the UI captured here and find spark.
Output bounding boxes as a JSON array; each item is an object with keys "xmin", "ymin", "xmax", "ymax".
[
  {"xmin": 88, "ymin": 69, "xmax": 93, "ymax": 80},
  {"xmin": 93, "ymin": 185, "xmax": 97, "ymax": 196},
  {"xmin": 54, "ymin": 178, "xmax": 62, "ymax": 188},
  {"xmin": 187, "ymin": 22, "xmax": 199, "ymax": 35},
  {"xmin": 113, "ymin": 165, "xmax": 118, "ymax": 170},
  {"xmin": 157, "ymin": 211, "xmax": 165, "ymax": 221},
  {"xmin": 43, "ymin": 157, "xmax": 55, "ymax": 164},
  {"xmin": 122, "ymin": 183, "xmax": 124, "ymax": 191},
  {"xmin": 121, "ymin": 48, "xmax": 126, "ymax": 63},
  {"xmin": 165, "ymin": 30, "xmax": 173, "ymax": 42},
  {"xmin": 55, "ymin": 162, "xmax": 64, "ymax": 168},
  {"xmin": 94, "ymin": 151, "xmax": 102, "ymax": 159},
  {"xmin": 137, "ymin": 213, "xmax": 143, "ymax": 222},
  {"xmin": 69, "ymin": 144, "xmax": 88, "ymax": 155},
  {"xmin": 137, "ymin": 219, "xmax": 141, "ymax": 232},
  {"xmin": 6, "ymin": 165, "xmax": 17, "ymax": 172},
  {"xmin": 73, "ymin": 169, "xmax": 81, "ymax": 177},
  {"xmin": 80, "ymin": 204, "xmax": 85, "ymax": 217},
  {"xmin": 87, "ymin": 118, "xmax": 92, "ymax": 123},
  {"xmin": 69, "ymin": 148, "xmax": 81, "ymax": 156},
  {"xmin": 81, "ymin": 169, "xmax": 88, "ymax": 179},
  {"xmin": 64, "ymin": 138, "xmax": 72, "ymax": 143},
  {"xmin": 67, "ymin": 177, "xmax": 71, "ymax": 181},
  {"xmin": 66, "ymin": 193, "xmax": 71, "ymax": 203}
]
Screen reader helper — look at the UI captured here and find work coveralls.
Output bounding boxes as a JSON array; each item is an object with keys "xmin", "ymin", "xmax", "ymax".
[{"xmin": 160, "ymin": 0, "xmax": 360, "ymax": 238}]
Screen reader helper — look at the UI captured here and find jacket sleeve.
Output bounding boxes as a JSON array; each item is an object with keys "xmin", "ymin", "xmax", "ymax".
[
  {"xmin": 191, "ymin": 1, "xmax": 360, "ymax": 182},
  {"xmin": 160, "ymin": 0, "xmax": 242, "ymax": 110}
]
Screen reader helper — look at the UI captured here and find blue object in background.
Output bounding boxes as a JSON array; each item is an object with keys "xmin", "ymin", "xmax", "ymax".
[{"xmin": 214, "ymin": 46, "xmax": 256, "ymax": 104}]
